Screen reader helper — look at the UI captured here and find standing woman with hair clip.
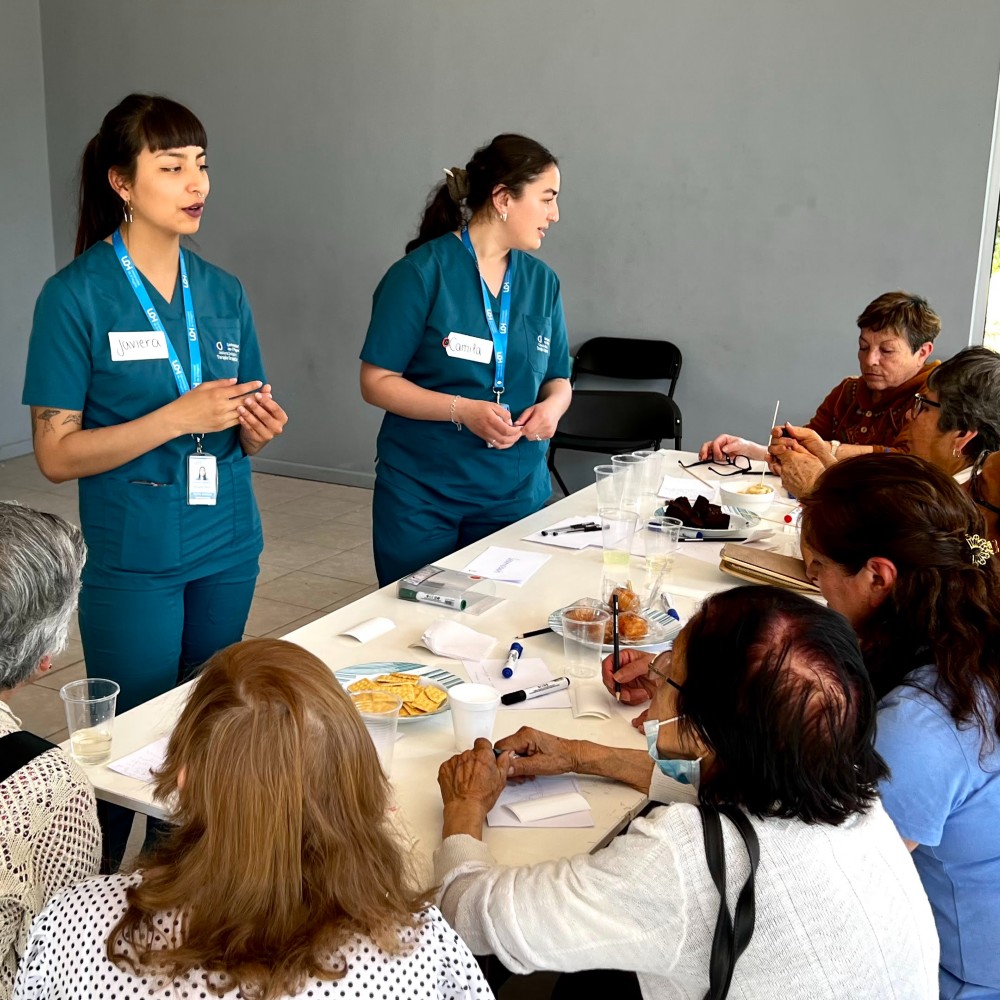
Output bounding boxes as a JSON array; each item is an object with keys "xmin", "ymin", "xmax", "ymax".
[
  {"xmin": 22, "ymin": 94, "xmax": 288, "ymax": 715},
  {"xmin": 360, "ymin": 135, "xmax": 572, "ymax": 585}
]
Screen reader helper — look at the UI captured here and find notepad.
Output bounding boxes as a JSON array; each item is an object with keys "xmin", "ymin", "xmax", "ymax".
[
  {"xmin": 461, "ymin": 546, "xmax": 550, "ymax": 585},
  {"xmin": 108, "ymin": 736, "xmax": 169, "ymax": 783},
  {"xmin": 486, "ymin": 776, "xmax": 593, "ymax": 828}
]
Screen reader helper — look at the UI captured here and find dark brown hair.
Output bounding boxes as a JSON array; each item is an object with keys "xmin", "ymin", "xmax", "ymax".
[
  {"xmin": 75, "ymin": 94, "xmax": 207, "ymax": 257},
  {"xmin": 679, "ymin": 586, "xmax": 886, "ymax": 825},
  {"xmin": 856, "ymin": 290, "xmax": 941, "ymax": 352},
  {"xmin": 109, "ymin": 639, "xmax": 432, "ymax": 999},
  {"xmin": 405, "ymin": 133, "xmax": 557, "ymax": 253},
  {"xmin": 800, "ymin": 454, "xmax": 1000, "ymax": 755}
]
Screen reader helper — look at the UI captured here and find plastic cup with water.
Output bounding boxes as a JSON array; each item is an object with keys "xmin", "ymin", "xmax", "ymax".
[
  {"xmin": 350, "ymin": 690, "xmax": 402, "ymax": 772},
  {"xmin": 60, "ymin": 678, "xmax": 119, "ymax": 766},
  {"xmin": 561, "ymin": 606, "xmax": 612, "ymax": 678}
]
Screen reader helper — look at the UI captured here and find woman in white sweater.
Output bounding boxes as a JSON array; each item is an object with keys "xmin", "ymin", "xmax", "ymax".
[{"xmin": 435, "ymin": 586, "xmax": 939, "ymax": 1000}]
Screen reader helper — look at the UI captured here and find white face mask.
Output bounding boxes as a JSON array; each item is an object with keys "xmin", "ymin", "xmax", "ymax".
[{"xmin": 643, "ymin": 716, "xmax": 702, "ymax": 788}]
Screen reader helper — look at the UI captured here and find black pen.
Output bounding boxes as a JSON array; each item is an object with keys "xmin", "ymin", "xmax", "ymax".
[
  {"xmin": 551, "ymin": 524, "xmax": 601, "ymax": 536},
  {"xmin": 515, "ymin": 626, "xmax": 554, "ymax": 639},
  {"xmin": 612, "ymin": 593, "xmax": 621, "ymax": 702},
  {"xmin": 541, "ymin": 522, "xmax": 600, "ymax": 536},
  {"xmin": 680, "ymin": 536, "xmax": 748, "ymax": 543}
]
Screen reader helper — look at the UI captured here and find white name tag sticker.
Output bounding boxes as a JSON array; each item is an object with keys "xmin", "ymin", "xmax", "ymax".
[
  {"xmin": 444, "ymin": 332, "xmax": 493, "ymax": 364},
  {"xmin": 108, "ymin": 331, "xmax": 169, "ymax": 361}
]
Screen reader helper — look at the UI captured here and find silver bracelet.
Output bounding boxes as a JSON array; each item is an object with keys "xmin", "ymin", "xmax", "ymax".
[{"xmin": 450, "ymin": 395, "xmax": 463, "ymax": 431}]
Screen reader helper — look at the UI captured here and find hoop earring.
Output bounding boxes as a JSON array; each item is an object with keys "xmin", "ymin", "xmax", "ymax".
[{"xmin": 122, "ymin": 200, "xmax": 133, "ymax": 225}]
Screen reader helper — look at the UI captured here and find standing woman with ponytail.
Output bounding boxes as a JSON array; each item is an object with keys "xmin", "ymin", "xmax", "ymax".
[
  {"xmin": 22, "ymin": 94, "xmax": 288, "ymax": 714},
  {"xmin": 360, "ymin": 135, "xmax": 571, "ymax": 585}
]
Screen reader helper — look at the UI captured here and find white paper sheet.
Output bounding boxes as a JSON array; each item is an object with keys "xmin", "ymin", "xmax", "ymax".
[
  {"xmin": 521, "ymin": 516, "xmax": 603, "ymax": 550},
  {"xmin": 461, "ymin": 546, "xmax": 550, "ymax": 585},
  {"xmin": 658, "ymin": 474, "xmax": 715, "ymax": 501},
  {"xmin": 108, "ymin": 736, "xmax": 169, "ymax": 783},
  {"xmin": 486, "ymin": 776, "xmax": 593, "ymax": 828},
  {"xmin": 339, "ymin": 616, "xmax": 395, "ymax": 643},
  {"xmin": 464, "ymin": 658, "xmax": 572, "ymax": 710}
]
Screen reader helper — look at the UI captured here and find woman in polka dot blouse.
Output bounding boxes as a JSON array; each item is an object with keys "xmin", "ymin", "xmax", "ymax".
[{"xmin": 12, "ymin": 639, "xmax": 492, "ymax": 1000}]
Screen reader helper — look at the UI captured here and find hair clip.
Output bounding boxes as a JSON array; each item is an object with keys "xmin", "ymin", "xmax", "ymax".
[{"xmin": 965, "ymin": 533, "xmax": 994, "ymax": 567}]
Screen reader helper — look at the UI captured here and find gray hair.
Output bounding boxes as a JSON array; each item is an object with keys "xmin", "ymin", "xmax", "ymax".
[
  {"xmin": 928, "ymin": 346, "xmax": 1000, "ymax": 457},
  {"xmin": 0, "ymin": 503, "xmax": 86, "ymax": 691}
]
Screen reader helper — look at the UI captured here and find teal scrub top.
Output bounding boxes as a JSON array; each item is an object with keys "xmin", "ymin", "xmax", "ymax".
[
  {"xmin": 360, "ymin": 233, "xmax": 570, "ymax": 506},
  {"xmin": 22, "ymin": 240, "xmax": 265, "ymax": 588}
]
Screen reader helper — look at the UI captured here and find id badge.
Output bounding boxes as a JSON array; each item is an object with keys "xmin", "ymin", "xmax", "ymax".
[{"xmin": 187, "ymin": 453, "xmax": 218, "ymax": 506}]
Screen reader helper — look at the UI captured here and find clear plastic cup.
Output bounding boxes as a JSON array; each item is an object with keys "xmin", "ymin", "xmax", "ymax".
[
  {"xmin": 561, "ymin": 606, "xmax": 612, "ymax": 678},
  {"xmin": 350, "ymin": 690, "xmax": 402, "ymax": 772},
  {"xmin": 633, "ymin": 449, "xmax": 665, "ymax": 497},
  {"xmin": 611, "ymin": 454, "xmax": 646, "ymax": 512},
  {"xmin": 600, "ymin": 507, "xmax": 638, "ymax": 601},
  {"xmin": 449, "ymin": 684, "xmax": 501, "ymax": 751},
  {"xmin": 60, "ymin": 678, "xmax": 119, "ymax": 766},
  {"xmin": 595, "ymin": 464, "xmax": 621, "ymax": 509},
  {"xmin": 640, "ymin": 516, "xmax": 683, "ymax": 606}
]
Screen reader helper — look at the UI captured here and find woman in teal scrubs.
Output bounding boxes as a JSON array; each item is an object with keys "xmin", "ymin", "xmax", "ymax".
[
  {"xmin": 360, "ymin": 135, "xmax": 572, "ymax": 585},
  {"xmin": 22, "ymin": 94, "xmax": 288, "ymax": 715}
]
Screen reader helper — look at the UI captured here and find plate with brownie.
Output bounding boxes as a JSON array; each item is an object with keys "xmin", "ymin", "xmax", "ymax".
[
  {"xmin": 659, "ymin": 495, "xmax": 764, "ymax": 540},
  {"xmin": 548, "ymin": 589, "xmax": 682, "ymax": 652}
]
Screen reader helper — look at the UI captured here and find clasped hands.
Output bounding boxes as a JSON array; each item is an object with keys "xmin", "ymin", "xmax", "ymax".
[
  {"xmin": 168, "ymin": 378, "xmax": 288, "ymax": 453},
  {"xmin": 457, "ymin": 398, "xmax": 559, "ymax": 449},
  {"xmin": 766, "ymin": 422, "xmax": 833, "ymax": 497}
]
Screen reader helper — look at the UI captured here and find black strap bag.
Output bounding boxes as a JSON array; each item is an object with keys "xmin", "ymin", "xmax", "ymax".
[{"xmin": 698, "ymin": 804, "xmax": 760, "ymax": 1000}]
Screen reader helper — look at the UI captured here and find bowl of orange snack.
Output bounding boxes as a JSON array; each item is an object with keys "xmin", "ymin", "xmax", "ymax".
[
  {"xmin": 340, "ymin": 665, "xmax": 453, "ymax": 722},
  {"xmin": 550, "ymin": 590, "xmax": 680, "ymax": 651}
]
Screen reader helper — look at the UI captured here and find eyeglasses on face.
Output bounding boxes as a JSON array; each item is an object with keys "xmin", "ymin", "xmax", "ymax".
[
  {"xmin": 912, "ymin": 393, "xmax": 941, "ymax": 417},
  {"xmin": 647, "ymin": 651, "xmax": 683, "ymax": 692}
]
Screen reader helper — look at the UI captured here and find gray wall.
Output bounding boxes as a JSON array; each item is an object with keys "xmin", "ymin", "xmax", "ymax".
[
  {"xmin": 23, "ymin": 0, "xmax": 1000, "ymax": 489},
  {"xmin": 1, "ymin": 2, "xmax": 54, "ymax": 460}
]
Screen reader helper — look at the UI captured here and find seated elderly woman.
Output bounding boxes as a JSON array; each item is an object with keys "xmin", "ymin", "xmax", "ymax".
[
  {"xmin": 0, "ymin": 503, "xmax": 100, "ymax": 999},
  {"xmin": 769, "ymin": 346, "xmax": 1000, "ymax": 534},
  {"xmin": 799, "ymin": 454, "xmax": 1000, "ymax": 1000},
  {"xmin": 14, "ymin": 639, "xmax": 489, "ymax": 1000},
  {"xmin": 700, "ymin": 291, "xmax": 940, "ymax": 464},
  {"xmin": 435, "ymin": 586, "xmax": 938, "ymax": 1000}
]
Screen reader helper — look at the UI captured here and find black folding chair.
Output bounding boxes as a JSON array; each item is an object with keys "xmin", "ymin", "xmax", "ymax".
[
  {"xmin": 547, "ymin": 390, "xmax": 683, "ymax": 496},
  {"xmin": 547, "ymin": 337, "xmax": 684, "ymax": 496}
]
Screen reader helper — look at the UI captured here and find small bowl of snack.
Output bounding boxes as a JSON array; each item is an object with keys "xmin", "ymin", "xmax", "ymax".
[
  {"xmin": 718, "ymin": 481, "xmax": 776, "ymax": 514},
  {"xmin": 551, "ymin": 590, "xmax": 681, "ymax": 651}
]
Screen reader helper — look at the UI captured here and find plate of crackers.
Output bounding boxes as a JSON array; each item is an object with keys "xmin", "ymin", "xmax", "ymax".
[
  {"xmin": 548, "ymin": 590, "xmax": 682, "ymax": 652},
  {"xmin": 337, "ymin": 662, "xmax": 461, "ymax": 722}
]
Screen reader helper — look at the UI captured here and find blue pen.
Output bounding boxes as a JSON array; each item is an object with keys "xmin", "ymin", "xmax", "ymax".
[
  {"xmin": 660, "ymin": 591, "xmax": 681, "ymax": 622},
  {"xmin": 501, "ymin": 641, "xmax": 524, "ymax": 679}
]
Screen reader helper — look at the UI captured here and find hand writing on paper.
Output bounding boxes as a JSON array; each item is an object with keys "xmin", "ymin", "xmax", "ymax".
[
  {"xmin": 439, "ymin": 739, "xmax": 513, "ymax": 840},
  {"xmin": 600, "ymin": 648, "xmax": 657, "ymax": 706},
  {"xmin": 496, "ymin": 727, "xmax": 577, "ymax": 779}
]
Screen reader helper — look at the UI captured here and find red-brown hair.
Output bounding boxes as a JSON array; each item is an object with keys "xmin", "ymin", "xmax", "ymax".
[{"xmin": 109, "ymin": 639, "xmax": 431, "ymax": 999}]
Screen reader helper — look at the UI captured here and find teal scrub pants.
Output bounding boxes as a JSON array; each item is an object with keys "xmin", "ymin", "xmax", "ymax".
[
  {"xmin": 78, "ymin": 555, "xmax": 259, "ymax": 714},
  {"xmin": 373, "ymin": 473, "xmax": 545, "ymax": 585}
]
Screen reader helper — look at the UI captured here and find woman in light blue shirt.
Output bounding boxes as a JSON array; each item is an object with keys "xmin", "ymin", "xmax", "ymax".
[
  {"xmin": 360, "ymin": 135, "xmax": 572, "ymax": 585},
  {"xmin": 800, "ymin": 454, "xmax": 1000, "ymax": 1000}
]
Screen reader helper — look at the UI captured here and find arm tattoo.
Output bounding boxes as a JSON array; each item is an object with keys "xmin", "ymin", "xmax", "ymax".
[
  {"xmin": 61, "ymin": 413, "xmax": 82, "ymax": 428},
  {"xmin": 32, "ymin": 408, "xmax": 60, "ymax": 439}
]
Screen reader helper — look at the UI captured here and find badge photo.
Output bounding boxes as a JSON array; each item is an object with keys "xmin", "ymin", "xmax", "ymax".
[{"xmin": 187, "ymin": 453, "xmax": 218, "ymax": 506}]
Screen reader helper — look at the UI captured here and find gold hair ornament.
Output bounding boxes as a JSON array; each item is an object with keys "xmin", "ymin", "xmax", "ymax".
[
  {"xmin": 443, "ymin": 167, "xmax": 470, "ymax": 203},
  {"xmin": 965, "ymin": 533, "xmax": 994, "ymax": 567}
]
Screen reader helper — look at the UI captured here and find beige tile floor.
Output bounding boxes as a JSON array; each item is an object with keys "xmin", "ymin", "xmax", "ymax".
[{"xmin": 0, "ymin": 453, "xmax": 377, "ymax": 742}]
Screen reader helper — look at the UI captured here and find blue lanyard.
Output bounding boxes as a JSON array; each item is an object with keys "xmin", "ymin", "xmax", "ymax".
[
  {"xmin": 112, "ymin": 230, "xmax": 202, "ymax": 395},
  {"xmin": 461, "ymin": 227, "xmax": 515, "ymax": 403}
]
